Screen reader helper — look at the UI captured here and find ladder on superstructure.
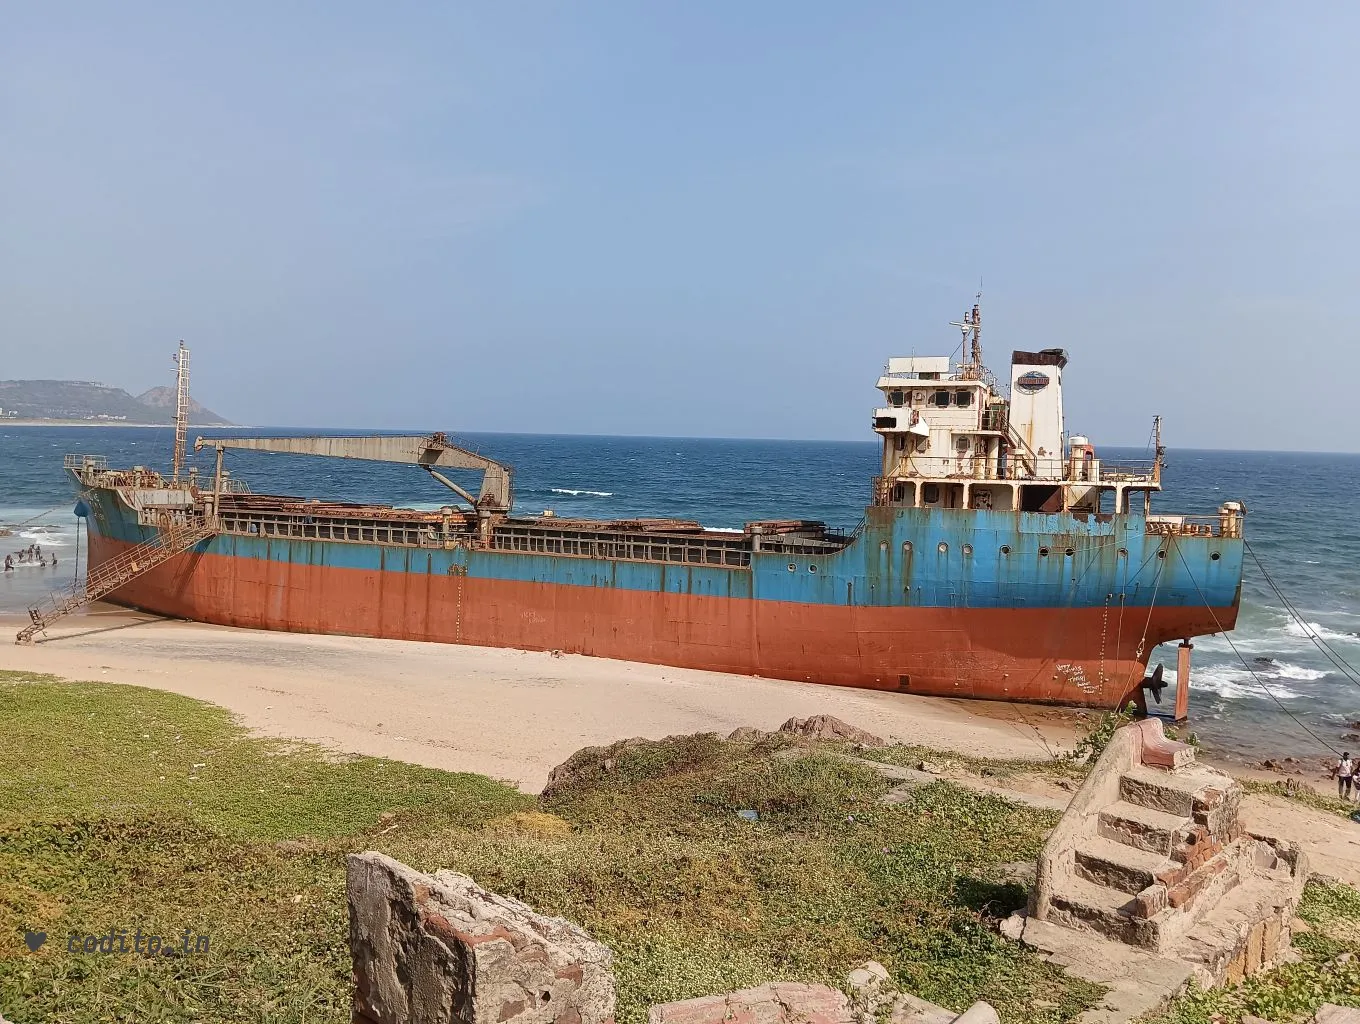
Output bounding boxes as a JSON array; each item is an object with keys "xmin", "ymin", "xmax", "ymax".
[{"xmin": 15, "ymin": 515, "xmax": 216, "ymax": 644}]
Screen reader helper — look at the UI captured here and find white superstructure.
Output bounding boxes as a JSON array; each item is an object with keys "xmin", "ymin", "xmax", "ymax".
[{"xmin": 870, "ymin": 303, "xmax": 1163, "ymax": 514}]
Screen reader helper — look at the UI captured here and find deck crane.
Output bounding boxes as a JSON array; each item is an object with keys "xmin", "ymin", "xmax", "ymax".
[{"xmin": 194, "ymin": 432, "xmax": 514, "ymax": 540}]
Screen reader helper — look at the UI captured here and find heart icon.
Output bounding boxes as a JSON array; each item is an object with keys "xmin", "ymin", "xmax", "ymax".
[{"xmin": 24, "ymin": 930, "xmax": 47, "ymax": 952}]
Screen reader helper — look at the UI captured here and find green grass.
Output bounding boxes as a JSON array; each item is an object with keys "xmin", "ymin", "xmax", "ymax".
[
  {"xmin": 862, "ymin": 741, "xmax": 1085, "ymax": 782},
  {"xmin": 1240, "ymin": 778, "xmax": 1355, "ymax": 820},
  {"xmin": 1147, "ymin": 881, "xmax": 1360, "ymax": 1024},
  {"xmin": 0, "ymin": 671, "xmax": 1105, "ymax": 1023}
]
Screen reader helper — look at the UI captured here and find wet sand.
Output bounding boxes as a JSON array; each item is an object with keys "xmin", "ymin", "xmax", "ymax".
[{"xmin": 0, "ymin": 606, "xmax": 1077, "ymax": 792}]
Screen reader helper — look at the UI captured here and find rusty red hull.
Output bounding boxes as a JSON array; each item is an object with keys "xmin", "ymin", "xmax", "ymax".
[{"xmin": 88, "ymin": 533, "xmax": 1230, "ymax": 708}]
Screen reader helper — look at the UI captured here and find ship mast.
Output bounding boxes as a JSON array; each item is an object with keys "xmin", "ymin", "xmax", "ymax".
[
  {"xmin": 950, "ymin": 295, "xmax": 983, "ymax": 380},
  {"xmin": 172, "ymin": 341, "xmax": 190, "ymax": 483},
  {"xmin": 1152, "ymin": 414, "xmax": 1165, "ymax": 485}
]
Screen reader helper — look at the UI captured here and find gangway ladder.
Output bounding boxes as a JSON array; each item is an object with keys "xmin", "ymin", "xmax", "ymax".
[{"xmin": 15, "ymin": 515, "xmax": 216, "ymax": 644}]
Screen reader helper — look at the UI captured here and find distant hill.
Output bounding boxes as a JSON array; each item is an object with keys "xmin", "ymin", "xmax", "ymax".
[
  {"xmin": 0, "ymin": 379, "xmax": 232, "ymax": 424},
  {"xmin": 134, "ymin": 386, "xmax": 232, "ymax": 425}
]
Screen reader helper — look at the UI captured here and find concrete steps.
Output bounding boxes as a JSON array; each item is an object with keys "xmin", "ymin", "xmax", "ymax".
[
  {"xmin": 1074, "ymin": 835, "xmax": 1177, "ymax": 894},
  {"xmin": 1009, "ymin": 720, "xmax": 1310, "ymax": 1019},
  {"xmin": 1097, "ymin": 799, "xmax": 1190, "ymax": 857},
  {"xmin": 1036, "ymin": 722, "xmax": 1303, "ymax": 955}
]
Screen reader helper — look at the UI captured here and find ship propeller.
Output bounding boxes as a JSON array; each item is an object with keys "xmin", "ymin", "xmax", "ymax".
[{"xmin": 1140, "ymin": 663, "xmax": 1167, "ymax": 704}]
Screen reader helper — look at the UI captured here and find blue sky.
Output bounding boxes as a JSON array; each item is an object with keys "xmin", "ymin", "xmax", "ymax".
[{"xmin": 3, "ymin": 3, "xmax": 1358, "ymax": 449}]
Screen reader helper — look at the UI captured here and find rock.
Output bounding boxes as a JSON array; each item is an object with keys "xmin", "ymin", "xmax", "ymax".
[
  {"xmin": 998, "ymin": 913, "xmax": 1027, "ymax": 941},
  {"xmin": 347, "ymin": 851, "xmax": 615, "ymax": 1024},
  {"xmin": 778, "ymin": 715, "xmax": 885, "ymax": 747},
  {"xmin": 953, "ymin": 1003, "xmax": 1000, "ymax": 1024},
  {"xmin": 377, "ymin": 812, "xmax": 396, "ymax": 827},
  {"xmin": 1290, "ymin": 916, "xmax": 1311, "ymax": 935},
  {"xmin": 1242, "ymin": 1016, "xmax": 1275, "ymax": 1024},
  {"xmin": 846, "ymin": 959, "xmax": 890, "ymax": 994},
  {"xmin": 540, "ymin": 736, "xmax": 662, "ymax": 800},
  {"xmin": 727, "ymin": 726, "xmax": 770, "ymax": 742},
  {"xmin": 1343, "ymin": 734, "xmax": 1360, "ymax": 741},
  {"xmin": 1338, "ymin": 951, "xmax": 1354, "ymax": 964},
  {"xmin": 650, "ymin": 983, "xmax": 856, "ymax": 1024},
  {"xmin": 889, "ymin": 993, "xmax": 958, "ymax": 1024},
  {"xmin": 1316, "ymin": 1006, "xmax": 1360, "ymax": 1024},
  {"xmin": 1057, "ymin": 778, "xmax": 1076, "ymax": 792},
  {"xmin": 918, "ymin": 761, "xmax": 944, "ymax": 775}
]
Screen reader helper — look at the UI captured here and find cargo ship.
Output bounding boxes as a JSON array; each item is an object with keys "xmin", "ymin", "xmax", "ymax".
[{"xmin": 24, "ymin": 315, "xmax": 1244, "ymax": 711}]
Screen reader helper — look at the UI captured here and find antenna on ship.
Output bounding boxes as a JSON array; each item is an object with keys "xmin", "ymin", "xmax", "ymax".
[
  {"xmin": 172, "ymin": 341, "xmax": 190, "ymax": 483},
  {"xmin": 1152, "ymin": 414, "xmax": 1165, "ymax": 485},
  {"xmin": 949, "ymin": 292, "xmax": 984, "ymax": 380}
]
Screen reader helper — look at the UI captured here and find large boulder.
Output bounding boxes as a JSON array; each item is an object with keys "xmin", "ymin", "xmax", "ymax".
[
  {"xmin": 347, "ymin": 851, "xmax": 615, "ymax": 1024},
  {"xmin": 777, "ymin": 715, "xmax": 886, "ymax": 747}
]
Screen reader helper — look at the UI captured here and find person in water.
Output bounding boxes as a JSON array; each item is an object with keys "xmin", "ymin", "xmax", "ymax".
[
  {"xmin": 1333, "ymin": 752, "xmax": 1355, "ymax": 801},
  {"xmin": 3, "ymin": 555, "xmax": 11, "ymax": 572}
]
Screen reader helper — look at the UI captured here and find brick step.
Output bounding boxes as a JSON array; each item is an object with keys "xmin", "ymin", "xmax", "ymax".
[
  {"xmin": 1098, "ymin": 800, "xmax": 1192, "ymax": 857},
  {"xmin": 1075, "ymin": 836, "xmax": 1179, "ymax": 895},
  {"xmin": 1165, "ymin": 850, "xmax": 1241, "ymax": 917},
  {"xmin": 1121, "ymin": 763, "xmax": 1234, "ymax": 818},
  {"xmin": 1172, "ymin": 844, "xmax": 1303, "ymax": 983},
  {"xmin": 1047, "ymin": 875, "xmax": 1156, "ymax": 947}
]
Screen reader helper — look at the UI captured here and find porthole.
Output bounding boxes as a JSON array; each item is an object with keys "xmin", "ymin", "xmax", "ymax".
[
  {"xmin": 809, "ymin": 564, "xmax": 818, "ymax": 573},
  {"xmin": 962, "ymin": 543, "xmax": 973, "ymax": 556},
  {"xmin": 1039, "ymin": 547, "xmax": 1050, "ymax": 557},
  {"xmin": 938, "ymin": 542, "xmax": 948, "ymax": 554},
  {"xmin": 1118, "ymin": 548, "xmax": 1128, "ymax": 558},
  {"xmin": 788, "ymin": 563, "xmax": 796, "ymax": 572},
  {"xmin": 1210, "ymin": 552, "xmax": 1221, "ymax": 561},
  {"xmin": 903, "ymin": 541, "xmax": 913, "ymax": 553},
  {"xmin": 1000, "ymin": 545, "xmax": 1011, "ymax": 555},
  {"xmin": 1157, "ymin": 551, "xmax": 1166, "ymax": 559},
  {"xmin": 1065, "ymin": 548, "xmax": 1074, "ymax": 557}
]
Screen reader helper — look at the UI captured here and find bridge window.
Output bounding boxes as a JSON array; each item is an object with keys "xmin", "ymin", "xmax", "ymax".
[
  {"xmin": 954, "ymin": 390, "xmax": 973, "ymax": 407},
  {"xmin": 932, "ymin": 390, "xmax": 950, "ymax": 407},
  {"xmin": 922, "ymin": 484, "xmax": 940, "ymax": 504}
]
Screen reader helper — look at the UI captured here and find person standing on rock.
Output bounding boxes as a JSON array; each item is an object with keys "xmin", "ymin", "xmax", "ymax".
[{"xmin": 1332, "ymin": 752, "xmax": 1355, "ymax": 801}]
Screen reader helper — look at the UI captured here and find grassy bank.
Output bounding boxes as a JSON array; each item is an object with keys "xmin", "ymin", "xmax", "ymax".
[
  {"xmin": 1, "ymin": 671, "xmax": 1356, "ymax": 1024},
  {"xmin": 0, "ymin": 671, "xmax": 1098, "ymax": 1023}
]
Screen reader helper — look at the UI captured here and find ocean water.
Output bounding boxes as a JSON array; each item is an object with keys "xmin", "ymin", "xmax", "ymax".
[{"xmin": 3, "ymin": 425, "xmax": 1358, "ymax": 764}]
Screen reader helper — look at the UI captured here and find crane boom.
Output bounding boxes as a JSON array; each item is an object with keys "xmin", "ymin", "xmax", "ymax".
[{"xmin": 194, "ymin": 432, "xmax": 513, "ymax": 512}]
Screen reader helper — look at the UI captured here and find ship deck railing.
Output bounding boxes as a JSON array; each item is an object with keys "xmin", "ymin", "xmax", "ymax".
[
  {"xmin": 874, "ymin": 458, "xmax": 1159, "ymax": 484},
  {"xmin": 211, "ymin": 504, "xmax": 852, "ymax": 566},
  {"xmin": 1146, "ymin": 514, "xmax": 1241, "ymax": 539}
]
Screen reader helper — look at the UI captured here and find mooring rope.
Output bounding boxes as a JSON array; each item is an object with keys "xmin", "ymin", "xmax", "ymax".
[
  {"xmin": 1244, "ymin": 540, "xmax": 1360, "ymax": 689},
  {"xmin": 1174, "ymin": 545, "xmax": 1340, "ymax": 756}
]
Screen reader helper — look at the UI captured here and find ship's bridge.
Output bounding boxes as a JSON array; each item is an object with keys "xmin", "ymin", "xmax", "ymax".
[{"xmin": 870, "ymin": 308, "xmax": 1162, "ymax": 516}]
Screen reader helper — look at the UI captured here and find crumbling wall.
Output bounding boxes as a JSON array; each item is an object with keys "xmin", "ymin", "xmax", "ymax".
[{"xmin": 347, "ymin": 851, "xmax": 616, "ymax": 1024}]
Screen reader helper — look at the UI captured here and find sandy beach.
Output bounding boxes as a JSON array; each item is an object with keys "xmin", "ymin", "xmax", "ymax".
[{"xmin": 0, "ymin": 606, "xmax": 1078, "ymax": 792}]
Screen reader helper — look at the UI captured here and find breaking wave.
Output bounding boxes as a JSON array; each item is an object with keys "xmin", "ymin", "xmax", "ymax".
[
  {"xmin": 550, "ymin": 488, "xmax": 614, "ymax": 497},
  {"xmin": 1191, "ymin": 665, "xmax": 1304, "ymax": 701},
  {"xmin": 1283, "ymin": 619, "xmax": 1360, "ymax": 645},
  {"xmin": 1272, "ymin": 662, "xmax": 1329, "ymax": 681}
]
